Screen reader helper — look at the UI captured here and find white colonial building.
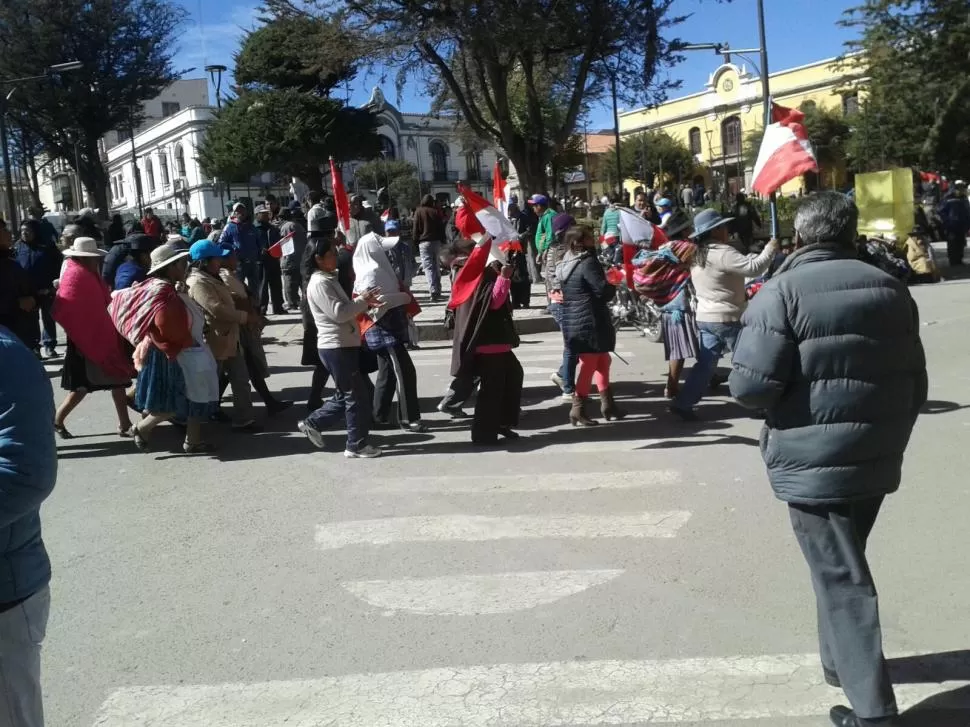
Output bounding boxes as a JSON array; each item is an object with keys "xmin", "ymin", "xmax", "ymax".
[{"xmin": 348, "ymin": 88, "xmax": 505, "ymax": 205}]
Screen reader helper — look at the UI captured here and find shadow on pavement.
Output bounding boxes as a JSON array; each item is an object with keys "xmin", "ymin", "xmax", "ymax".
[
  {"xmin": 889, "ymin": 651, "xmax": 970, "ymax": 726},
  {"xmin": 920, "ymin": 399, "xmax": 970, "ymax": 415}
]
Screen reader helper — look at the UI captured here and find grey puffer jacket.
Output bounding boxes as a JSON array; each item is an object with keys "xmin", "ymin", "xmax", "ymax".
[{"xmin": 728, "ymin": 244, "xmax": 927, "ymax": 505}]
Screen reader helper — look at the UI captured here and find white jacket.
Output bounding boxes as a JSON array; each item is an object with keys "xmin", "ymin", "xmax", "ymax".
[
  {"xmin": 306, "ymin": 271, "xmax": 368, "ymax": 349},
  {"xmin": 691, "ymin": 242, "xmax": 775, "ymax": 323}
]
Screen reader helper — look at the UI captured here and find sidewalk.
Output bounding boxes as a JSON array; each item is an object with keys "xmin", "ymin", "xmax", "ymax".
[{"xmin": 408, "ymin": 272, "xmax": 558, "ymax": 341}]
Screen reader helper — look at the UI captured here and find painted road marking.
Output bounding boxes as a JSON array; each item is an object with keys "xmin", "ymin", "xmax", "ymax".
[
  {"xmin": 342, "ymin": 569, "xmax": 625, "ymax": 615},
  {"xmin": 92, "ymin": 653, "xmax": 968, "ymax": 726},
  {"xmin": 315, "ymin": 512, "xmax": 691, "ymax": 550},
  {"xmin": 369, "ymin": 470, "xmax": 682, "ymax": 493}
]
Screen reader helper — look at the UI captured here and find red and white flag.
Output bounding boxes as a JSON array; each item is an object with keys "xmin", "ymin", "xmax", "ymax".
[
  {"xmin": 267, "ymin": 231, "xmax": 295, "ymax": 259},
  {"xmin": 492, "ymin": 161, "xmax": 508, "ymax": 216},
  {"xmin": 329, "ymin": 158, "xmax": 351, "ymax": 234},
  {"xmin": 457, "ymin": 183, "xmax": 520, "ymax": 252},
  {"xmin": 751, "ymin": 103, "xmax": 818, "ymax": 197}
]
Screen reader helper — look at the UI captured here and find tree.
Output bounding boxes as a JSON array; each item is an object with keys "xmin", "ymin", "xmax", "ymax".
[
  {"xmin": 198, "ymin": 89, "xmax": 381, "ymax": 190},
  {"xmin": 354, "ymin": 159, "xmax": 421, "ymax": 209},
  {"xmin": 234, "ymin": 14, "xmax": 360, "ymax": 95},
  {"xmin": 274, "ymin": 0, "xmax": 698, "ymax": 194},
  {"xmin": 203, "ymin": 7, "xmax": 382, "ymax": 191},
  {"xmin": 0, "ymin": 0, "xmax": 185, "ymax": 215},
  {"xmin": 603, "ymin": 130, "xmax": 694, "ymax": 189},
  {"xmin": 841, "ymin": 0, "xmax": 970, "ymax": 175}
]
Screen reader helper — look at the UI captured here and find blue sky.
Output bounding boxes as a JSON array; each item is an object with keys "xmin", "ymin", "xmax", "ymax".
[{"xmin": 175, "ymin": 0, "xmax": 858, "ymax": 128}]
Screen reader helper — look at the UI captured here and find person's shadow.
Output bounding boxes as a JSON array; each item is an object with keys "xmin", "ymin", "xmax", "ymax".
[{"xmin": 890, "ymin": 651, "xmax": 970, "ymax": 725}]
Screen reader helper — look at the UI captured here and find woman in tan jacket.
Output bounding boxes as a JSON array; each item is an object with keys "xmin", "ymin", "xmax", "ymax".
[{"xmin": 186, "ymin": 240, "xmax": 259, "ymax": 431}]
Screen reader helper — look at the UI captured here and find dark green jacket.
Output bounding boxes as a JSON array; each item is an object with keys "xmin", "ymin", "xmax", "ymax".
[{"xmin": 729, "ymin": 244, "xmax": 927, "ymax": 505}]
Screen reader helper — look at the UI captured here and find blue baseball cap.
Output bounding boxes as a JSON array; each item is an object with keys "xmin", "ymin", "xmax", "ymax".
[
  {"xmin": 189, "ymin": 240, "xmax": 231, "ymax": 261},
  {"xmin": 528, "ymin": 194, "xmax": 549, "ymax": 206}
]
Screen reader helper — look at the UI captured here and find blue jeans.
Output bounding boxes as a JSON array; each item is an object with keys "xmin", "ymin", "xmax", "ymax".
[
  {"xmin": 0, "ymin": 585, "xmax": 49, "ymax": 727},
  {"xmin": 38, "ymin": 294, "xmax": 56, "ymax": 348},
  {"xmin": 307, "ymin": 347, "xmax": 371, "ymax": 452},
  {"xmin": 418, "ymin": 241, "xmax": 442, "ymax": 297},
  {"xmin": 236, "ymin": 259, "xmax": 261, "ymax": 299},
  {"xmin": 547, "ymin": 301, "xmax": 577, "ymax": 394},
  {"xmin": 674, "ymin": 321, "xmax": 741, "ymax": 411}
]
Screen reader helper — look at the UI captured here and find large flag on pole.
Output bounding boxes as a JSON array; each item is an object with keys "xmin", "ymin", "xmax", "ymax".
[
  {"xmin": 751, "ymin": 103, "xmax": 819, "ymax": 197},
  {"xmin": 329, "ymin": 158, "xmax": 351, "ymax": 234},
  {"xmin": 492, "ymin": 161, "xmax": 507, "ymax": 216}
]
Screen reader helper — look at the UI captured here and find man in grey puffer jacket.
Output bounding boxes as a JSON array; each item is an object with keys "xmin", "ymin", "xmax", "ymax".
[{"xmin": 729, "ymin": 192, "xmax": 927, "ymax": 727}]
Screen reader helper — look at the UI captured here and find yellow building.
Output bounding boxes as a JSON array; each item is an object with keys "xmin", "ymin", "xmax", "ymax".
[{"xmin": 618, "ymin": 53, "xmax": 865, "ymax": 201}]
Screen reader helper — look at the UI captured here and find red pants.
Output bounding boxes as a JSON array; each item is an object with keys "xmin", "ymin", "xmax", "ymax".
[{"xmin": 575, "ymin": 353, "xmax": 611, "ymax": 398}]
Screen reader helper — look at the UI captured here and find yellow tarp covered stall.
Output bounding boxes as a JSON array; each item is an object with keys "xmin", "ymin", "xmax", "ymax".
[{"xmin": 854, "ymin": 168, "xmax": 914, "ymax": 239}]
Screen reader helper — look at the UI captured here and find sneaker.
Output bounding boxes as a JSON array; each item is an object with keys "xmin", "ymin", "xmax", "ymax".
[
  {"xmin": 401, "ymin": 421, "xmax": 429, "ymax": 433},
  {"xmin": 43, "ymin": 346, "xmax": 57, "ymax": 359},
  {"xmin": 297, "ymin": 420, "xmax": 326, "ymax": 449},
  {"xmin": 550, "ymin": 372, "xmax": 565, "ymax": 391},
  {"xmin": 561, "ymin": 391, "xmax": 574, "ymax": 402},
  {"xmin": 345, "ymin": 444, "xmax": 382, "ymax": 459},
  {"xmin": 437, "ymin": 402, "xmax": 469, "ymax": 418}
]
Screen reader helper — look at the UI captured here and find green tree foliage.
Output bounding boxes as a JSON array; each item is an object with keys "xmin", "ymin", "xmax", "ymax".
[
  {"xmin": 604, "ymin": 130, "xmax": 695, "ymax": 189},
  {"xmin": 198, "ymin": 89, "xmax": 380, "ymax": 189},
  {"xmin": 354, "ymin": 159, "xmax": 421, "ymax": 210},
  {"xmin": 234, "ymin": 14, "xmax": 360, "ymax": 95},
  {"xmin": 841, "ymin": 0, "xmax": 970, "ymax": 175},
  {"xmin": 274, "ymin": 0, "xmax": 699, "ymax": 194},
  {"xmin": 0, "ymin": 0, "xmax": 184, "ymax": 214},
  {"xmin": 204, "ymin": 6, "xmax": 381, "ymax": 191}
]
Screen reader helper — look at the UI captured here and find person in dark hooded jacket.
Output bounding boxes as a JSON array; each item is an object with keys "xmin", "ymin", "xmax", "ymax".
[
  {"xmin": 556, "ymin": 224, "xmax": 623, "ymax": 426},
  {"xmin": 728, "ymin": 191, "xmax": 926, "ymax": 727}
]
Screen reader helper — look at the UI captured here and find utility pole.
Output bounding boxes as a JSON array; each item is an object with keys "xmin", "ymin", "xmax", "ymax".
[
  {"xmin": 609, "ymin": 72, "xmax": 623, "ymax": 204},
  {"xmin": 757, "ymin": 0, "xmax": 778, "ymax": 237}
]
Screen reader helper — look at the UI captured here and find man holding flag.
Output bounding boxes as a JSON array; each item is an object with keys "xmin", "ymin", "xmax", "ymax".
[{"xmin": 254, "ymin": 205, "xmax": 285, "ymax": 316}]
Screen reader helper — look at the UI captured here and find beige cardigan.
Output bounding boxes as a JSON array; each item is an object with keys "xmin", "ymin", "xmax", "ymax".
[{"xmin": 186, "ymin": 268, "xmax": 248, "ymax": 361}]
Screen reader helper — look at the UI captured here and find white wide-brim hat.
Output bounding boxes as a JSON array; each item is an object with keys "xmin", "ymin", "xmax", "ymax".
[
  {"xmin": 147, "ymin": 242, "xmax": 192, "ymax": 276},
  {"xmin": 62, "ymin": 236, "xmax": 107, "ymax": 257}
]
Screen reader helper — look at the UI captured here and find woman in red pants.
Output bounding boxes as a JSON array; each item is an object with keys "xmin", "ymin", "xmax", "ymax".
[{"xmin": 556, "ymin": 225, "xmax": 625, "ymax": 426}]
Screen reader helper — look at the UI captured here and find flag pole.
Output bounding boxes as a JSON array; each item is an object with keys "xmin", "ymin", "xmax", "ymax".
[{"xmin": 757, "ymin": 0, "xmax": 778, "ymax": 239}]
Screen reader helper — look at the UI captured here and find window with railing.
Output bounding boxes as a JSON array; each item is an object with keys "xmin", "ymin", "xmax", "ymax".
[
  {"xmin": 159, "ymin": 152, "xmax": 170, "ymax": 187},
  {"xmin": 688, "ymin": 127, "xmax": 702, "ymax": 155},
  {"xmin": 145, "ymin": 157, "xmax": 155, "ymax": 195},
  {"xmin": 465, "ymin": 151, "xmax": 482, "ymax": 181},
  {"xmin": 429, "ymin": 140, "xmax": 448, "ymax": 182},
  {"xmin": 174, "ymin": 145, "xmax": 186, "ymax": 178},
  {"xmin": 721, "ymin": 116, "xmax": 741, "ymax": 158}
]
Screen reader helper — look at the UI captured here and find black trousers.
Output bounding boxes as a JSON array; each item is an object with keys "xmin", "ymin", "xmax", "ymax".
[
  {"xmin": 788, "ymin": 496, "xmax": 897, "ymax": 719},
  {"xmin": 307, "ymin": 363, "xmax": 330, "ymax": 411},
  {"xmin": 373, "ymin": 344, "xmax": 421, "ymax": 424},
  {"xmin": 471, "ymin": 352, "xmax": 523, "ymax": 443},
  {"xmin": 945, "ymin": 231, "xmax": 966, "ymax": 266},
  {"xmin": 259, "ymin": 257, "xmax": 284, "ymax": 314}
]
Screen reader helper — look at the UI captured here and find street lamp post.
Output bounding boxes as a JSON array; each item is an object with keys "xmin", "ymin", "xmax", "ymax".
[
  {"xmin": 681, "ymin": 0, "xmax": 777, "ymax": 235},
  {"xmin": 206, "ymin": 64, "xmax": 230, "ymax": 207},
  {"xmin": 609, "ymin": 73, "xmax": 623, "ymax": 203},
  {"xmin": 0, "ymin": 61, "xmax": 83, "ymax": 227}
]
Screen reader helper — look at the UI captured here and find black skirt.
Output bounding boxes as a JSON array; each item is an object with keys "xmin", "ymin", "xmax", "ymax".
[{"xmin": 61, "ymin": 340, "xmax": 130, "ymax": 392}]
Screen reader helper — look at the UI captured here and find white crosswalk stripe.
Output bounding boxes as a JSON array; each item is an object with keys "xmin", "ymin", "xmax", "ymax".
[
  {"xmin": 315, "ymin": 511, "xmax": 692, "ymax": 550},
  {"xmin": 367, "ymin": 469, "xmax": 682, "ymax": 493},
  {"xmin": 341, "ymin": 569, "xmax": 625, "ymax": 614},
  {"xmin": 92, "ymin": 653, "xmax": 967, "ymax": 726}
]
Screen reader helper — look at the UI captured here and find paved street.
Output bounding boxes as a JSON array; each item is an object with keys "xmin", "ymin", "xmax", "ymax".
[{"xmin": 41, "ymin": 276, "xmax": 970, "ymax": 726}]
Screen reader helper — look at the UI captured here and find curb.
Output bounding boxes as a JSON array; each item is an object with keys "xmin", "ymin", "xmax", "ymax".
[{"xmin": 415, "ymin": 313, "xmax": 560, "ymax": 341}]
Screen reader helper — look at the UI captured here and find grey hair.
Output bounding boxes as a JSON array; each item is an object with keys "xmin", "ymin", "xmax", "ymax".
[
  {"xmin": 60, "ymin": 224, "xmax": 84, "ymax": 246},
  {"xmin": 793, "ymin": 191, "xmax": 859, "ymax": 248}
]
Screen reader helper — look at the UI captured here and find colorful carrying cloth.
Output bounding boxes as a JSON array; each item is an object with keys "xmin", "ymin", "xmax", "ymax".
[
  {"xmin": 53, "ymin": 259, "xmax": 134, "ymax": 380},
  {"xmin": 110, "ymin": 276, "xmax": 180, "ymax": 348},
  {"xmin": 632, "ymin": 240, "xmax": 697, "ymax": 307}
]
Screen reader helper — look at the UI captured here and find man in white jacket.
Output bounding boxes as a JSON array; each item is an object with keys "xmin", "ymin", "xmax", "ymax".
[{"xmin": 670, "ymin": 209, "xmax": 777, "ymax": 421}]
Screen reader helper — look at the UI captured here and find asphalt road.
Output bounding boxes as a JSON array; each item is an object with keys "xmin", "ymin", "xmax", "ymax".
[{"xmin": 38, "ymin": 275, "xmax": 970, "ymax": 726}]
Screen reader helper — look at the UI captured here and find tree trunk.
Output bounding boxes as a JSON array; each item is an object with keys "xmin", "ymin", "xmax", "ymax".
[
  {"xmin": 508, "ymin": 145, "xmax": 548, "ymax": 198},
  {"xmin": 77, "ymin": 139, "xmax": 110, "ymax": 219}
]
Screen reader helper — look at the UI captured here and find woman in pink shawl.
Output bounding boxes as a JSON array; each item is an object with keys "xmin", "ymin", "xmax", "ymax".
[{"xmin": 52, "ymin": 237, "xmax": 135, "ymax": 438}]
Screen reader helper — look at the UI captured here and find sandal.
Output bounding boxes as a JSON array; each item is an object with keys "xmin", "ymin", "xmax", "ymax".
[
  {"xmin": 118, "ymin": 425, "xmax": 134, "ymax": 438},
  {"xmin": 131, "ymin": 425, "xmax": 150, "ymax": 452},
  {"xmin": 53, "ymin": 423, "xmax": 73, "ymax": 440},
  {"xmin": 183, "ymin": 441, "xmax": 216, "ymax": 455}
]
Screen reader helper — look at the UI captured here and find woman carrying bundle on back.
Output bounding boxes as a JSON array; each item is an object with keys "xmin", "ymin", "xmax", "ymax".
[{"xmin": 632, "ymin": 210, "xmax": 699, "ymax": 398}]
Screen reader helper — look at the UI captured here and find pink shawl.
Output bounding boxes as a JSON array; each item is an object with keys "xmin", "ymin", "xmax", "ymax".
[{"xmin": 53, "ymin": 259, "xmax": 135, "ymax": 379}]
